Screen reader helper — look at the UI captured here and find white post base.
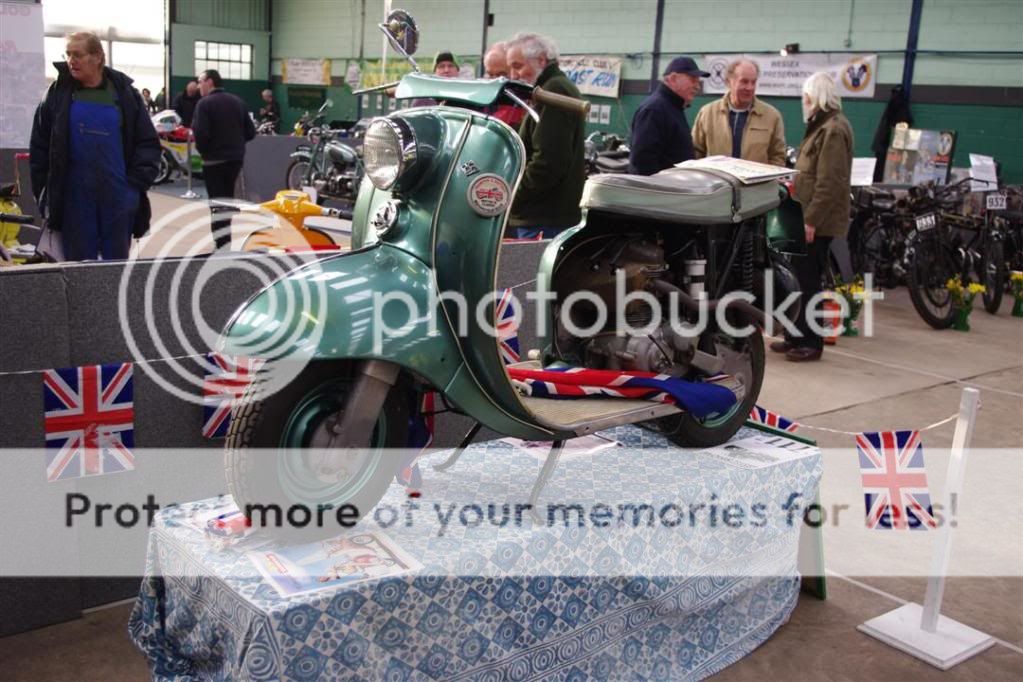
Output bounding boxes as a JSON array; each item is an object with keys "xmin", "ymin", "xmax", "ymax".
[{"xmin": 857, "ymin": 602, "xmax": 996, "ymax": 670}]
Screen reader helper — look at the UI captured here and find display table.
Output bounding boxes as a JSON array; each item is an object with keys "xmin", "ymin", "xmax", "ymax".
[{"xmin": 130, "ymin": 425, "xmax": 821, "ymax": 681}]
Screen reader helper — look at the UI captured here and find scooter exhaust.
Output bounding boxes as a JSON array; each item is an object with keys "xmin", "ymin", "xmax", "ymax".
[{"xmin": 648, "ymin": 279, "xmax": 769, "ymax": 327}]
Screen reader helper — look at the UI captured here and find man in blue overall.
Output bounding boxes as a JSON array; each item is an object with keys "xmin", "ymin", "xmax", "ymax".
[{"xmin": 30, "ymin": 32, "xmax": 160, "ymax": 261}]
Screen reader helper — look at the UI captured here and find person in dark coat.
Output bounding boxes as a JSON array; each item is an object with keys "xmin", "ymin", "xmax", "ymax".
[
  {"xmin": 172, "ymin": 81, "xmax": 200, "ymax": 127},
  {"xmin": 628, "ymin": 57, "xmax": 709, "ymax": 176},
  {"xmin": 871, "ymin": 84, "xmax": 912, "ymax": 182},
  {"xmin": 29, "ymin": 32, "xmax": 160, "ymax": 260},
  {"xmin": 191, "ymin": 69, "xmax": 256, "ymax": 249},
  {"xmin": 505, "ymin": 33, "xmax": 586, "ymax": 239}
]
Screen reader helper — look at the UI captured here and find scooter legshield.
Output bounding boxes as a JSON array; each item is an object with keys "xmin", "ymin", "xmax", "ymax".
[{"xmin": 220, "ymin": 245, "xmax": 456, "ymax": 385}]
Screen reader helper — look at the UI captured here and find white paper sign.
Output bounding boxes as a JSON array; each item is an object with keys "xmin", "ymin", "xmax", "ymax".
[
  {"xmin": 282, "ymin": 58, "xmax": 331, "ymax": 86},
  {"xmin": 559, "ymin": 55, "xmax": 622, "ymax": 98},
  {"xmin": 700, "ymin": 435, "xmax": 817, "ymax": 470},
  {"xmin": 850, "ymin": 158, "xmax": 877, "ymax": 186},
  {"xmin": 969, "ymin": 154, "xmax": 998, "ymax": 193},
  {"xmin": 986, "ymin": 193, "xmax": 1006, "ymax": 210},
  {"xmin": 678, "ymin": 156, "xmax": 796, "ymax": 184},
  {"xmin": 703, "ymin": 53, "xmax": 878, "ymax": 99},
  {"xmin": 599, "ymin": 104, "xmax": 611, "ymax": 125},
  {"xmin": 344, "ymin": 62, "xmax": 362, "ymax": 90},
  {"xmin": 0, "ymin": 1, "xmax": 46, "ymax": 148}
]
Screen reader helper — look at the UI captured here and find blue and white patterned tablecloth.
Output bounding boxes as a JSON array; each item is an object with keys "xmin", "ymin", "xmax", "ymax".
[{"xmin": 130, "ymin": 426, "xmax": 822, "ymax": 681}]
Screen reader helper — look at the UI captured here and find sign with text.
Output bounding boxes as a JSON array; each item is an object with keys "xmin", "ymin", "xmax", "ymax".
[
  {"xmin": 282, "ymin": 58, "xmax": 331, "ymax": 86},
  {"xmin": 702, "ymin": 53, "xmax": 878, "ymax": 99},
  {"xmin": 560, "ymin": 55, "xmax": 622, "ymax": 98}
]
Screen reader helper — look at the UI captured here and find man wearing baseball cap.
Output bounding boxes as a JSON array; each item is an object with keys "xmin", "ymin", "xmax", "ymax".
[{"xmin": 628, "ymin": 56, "xmax": 710, "ymax": 175}]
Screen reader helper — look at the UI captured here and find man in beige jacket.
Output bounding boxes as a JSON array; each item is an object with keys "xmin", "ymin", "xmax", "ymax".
[{"xmin": 691, "ymin": 59, "xmax": 787, "ymax": 166}]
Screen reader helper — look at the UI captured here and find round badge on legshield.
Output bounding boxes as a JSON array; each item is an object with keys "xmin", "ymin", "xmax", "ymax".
[{"xmin": 467, "ymin": 174, "xmax": 511, "ymax": 217}]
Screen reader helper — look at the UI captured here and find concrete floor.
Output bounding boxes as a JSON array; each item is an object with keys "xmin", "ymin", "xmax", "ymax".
[{"xmin": 1, "ymin": 192, "xmax": 1021, "ymax": 679}]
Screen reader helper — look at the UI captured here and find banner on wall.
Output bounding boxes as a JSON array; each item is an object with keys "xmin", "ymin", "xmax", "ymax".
[
  {"xmin": 358, "ymin": 57, "xmax": 481, "ymax": 91},
  {"xmin": 0, "ymin": 1, "xmax": 46, "ymax": 148},
  {"xmin": 560, "ymin": 55, "xmax": 622, "ymax": 98},
  {"xmin": 702, "ymin": 53, "xmax": 878, "ymax": 99},
  {"xmin": 282, "ymin": 58, "xmax": 332, "ymax": 86}
]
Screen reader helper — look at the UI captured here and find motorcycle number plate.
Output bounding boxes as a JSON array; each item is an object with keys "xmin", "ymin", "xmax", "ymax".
[
  {"xmin": 467, "ymin": 174, "xmax": 511, "ymax": 217},
  {"xmin": 915, "ymin": 213, "xmax": 937, "ymax": 231},
  {"xmin": 986, "ymin": 193, "xmax": 1007, "ymax": 211}
]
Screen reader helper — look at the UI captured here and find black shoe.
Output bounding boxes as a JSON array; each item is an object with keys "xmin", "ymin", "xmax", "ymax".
[
  {"xmin": 770, "ymin": 340, "xmax": 793, "ymax": 354},
  {"xmin": 785, "ymin": 347, "xmax": 823, "ymax": 362}
]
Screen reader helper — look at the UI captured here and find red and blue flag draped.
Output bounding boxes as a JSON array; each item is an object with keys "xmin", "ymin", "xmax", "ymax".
[
  {"xmin": 496, "ymin": 288, "xmax": 520, "ymax": 366},
  {"xmin": 43, "ymin": 362, "xmax": 135, "ymax": 481},
  {"xmin": 397, "ymin": 391, "xmax": 436, "ymax": 489},
  {"xmin": 507, "ymin": 366, "xmax": 736, "ymax": 419},
  {"xmin": 202, "ymin": 353, "xmax": 263, "ymax": 439},
  {"xmin": 856, "ymin": 429, "xmax": 937, "ymax": 530},
  {"xmin": 749, "ymin": 405, "xmax": 799, "ymax": 433}
]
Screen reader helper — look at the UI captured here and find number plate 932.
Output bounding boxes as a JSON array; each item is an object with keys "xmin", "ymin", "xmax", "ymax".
[{"xmin": 915, "ymin": 213, "xmax": 937, "ymax": 231}]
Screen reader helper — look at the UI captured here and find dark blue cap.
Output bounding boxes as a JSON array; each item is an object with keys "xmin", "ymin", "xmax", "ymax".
[{"xmin": 663, "ymin": 56, "xmax": 710, "ymax": 78}]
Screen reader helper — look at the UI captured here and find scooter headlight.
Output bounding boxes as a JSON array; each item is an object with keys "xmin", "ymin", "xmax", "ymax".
[{"xmin": 364, "ymin": 117, "xmax": 417, "ymax": 190}]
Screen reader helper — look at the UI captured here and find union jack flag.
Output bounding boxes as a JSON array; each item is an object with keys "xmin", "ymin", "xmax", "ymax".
[
  {"xmin": 397, "ymin": 391, "xmax": 436, "ymax": 489},
  {"xmin": 507, "ymin": 366, "xmax": 736, "ymax": 420},
  {"xmin": 856, "ymin": 430, "xmax": 937, "ymax": 530},
  {"xmin": 202, "ymin": 353, "xmax": 263, "ymax": 439},
  {"xmin": 495, "ymin": 288, "xmax": 520, "ymax": 365},
  {"xmin": 43, "ymin": 363, "xmax": 135, "ymax": 481},
  {"xmin": 749, "ymin": 405, "xmax": 799, "ymax": 433}
]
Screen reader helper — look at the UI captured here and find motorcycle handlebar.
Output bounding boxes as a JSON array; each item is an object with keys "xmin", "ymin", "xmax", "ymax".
[
  {"xmin": 533, "ymin": 87, "xmax": 591, "ymax": 117},
  {"xmin": 0, "ymin": 213, "xmax": 34, "ymax": 224}
]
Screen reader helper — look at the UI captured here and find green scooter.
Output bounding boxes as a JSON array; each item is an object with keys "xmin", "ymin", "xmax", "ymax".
[{"xmin": 219, "ymin": 10, "xmax": 806, "ymax": 534}]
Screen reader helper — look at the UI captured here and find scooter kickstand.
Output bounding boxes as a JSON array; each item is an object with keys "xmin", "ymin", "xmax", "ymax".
[
  {"xmin": 433, "ymin": 421, "xmax": 483, "ymax": 471},
  {"xmin": 529, "ymin": 441, "xmax": 565, "ymax": 525}
]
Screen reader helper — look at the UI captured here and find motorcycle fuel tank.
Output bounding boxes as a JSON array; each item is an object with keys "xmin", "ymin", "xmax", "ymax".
[{"xmin": 326, "ymin": 141, "xmax": 358, "ymax": 166}]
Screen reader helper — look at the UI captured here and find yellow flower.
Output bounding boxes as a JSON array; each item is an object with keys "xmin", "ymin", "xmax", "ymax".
[
  {"xmin": 946, "ymin": 278, "xmax": 963, "ymax": 293},
  {"xmin": 967, "ymin": 283, "xmax": 986, "ymax": 295},
  {"xmin": 1011, "ymin": 271, "xmax": 1023, "ymax": 284}
]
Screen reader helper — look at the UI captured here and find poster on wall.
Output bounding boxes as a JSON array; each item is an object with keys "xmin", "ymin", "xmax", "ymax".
[
  {"xmin": 559, "ymin": 55, "xmax": 622, "ymax": 98},
  {"xmin": 883, "ymin": 125, "xmax": 957, "ymax": 185},
  {"xmin": 282, "ymin": 58, "xmax": 332, "ymax": 86},
  {"xmin": 702, "ymin": 53, "xmax": 878, "ymax": 99},
  {"xmin": 0, "ymin": 1, "xmax": 46, "ymax": 148}
]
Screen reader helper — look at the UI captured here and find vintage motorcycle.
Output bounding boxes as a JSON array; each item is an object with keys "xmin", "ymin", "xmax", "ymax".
[
  {"xmin": 219, "ymin": 10, "xmax": 805, "ymax": 535},
  {"xmin": 286, "ymin": 100, "xmax": 365, "ymax": 207},
  {"xmin": 151, "ymin": 109, "xmax": 202, "ymax": 184},
  {"xmin": 584, "ymin": 131, "xmax": 630, "ymax": 175}
]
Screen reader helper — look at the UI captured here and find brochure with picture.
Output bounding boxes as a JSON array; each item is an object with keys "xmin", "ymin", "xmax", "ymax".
[{"xmin": 248, "ymin": 531, "xmax": 421, "ymax": 598}]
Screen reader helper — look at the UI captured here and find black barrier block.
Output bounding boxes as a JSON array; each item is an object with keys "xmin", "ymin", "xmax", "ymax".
[
  {"xmin": 0, "ymin": 369, "xmax": 45, "ymax": 448},
  {"xmin": 241, "ymin": 135, "xmax": 307, "ymax": 203},
  {"xmin": 0, "ymin": 267, "xmax": 73, "ymax": 373},
  {"xmin": 133, "ymin": 355, "xmax": 219, "ymax": 449}
]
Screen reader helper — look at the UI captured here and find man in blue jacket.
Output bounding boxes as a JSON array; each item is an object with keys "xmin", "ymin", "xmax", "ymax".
[
  {"xmin": 30, "ymin": 32, "xmax": 160, "ymax": 260},
  {"xmin": 628, "ymin": 57, "xmax": 710, "ymax": 176}
]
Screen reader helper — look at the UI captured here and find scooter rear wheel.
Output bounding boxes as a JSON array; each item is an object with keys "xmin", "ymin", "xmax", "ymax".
[
  {"xmin": 225, "ymin": 360, "xmax": 408, "ymax": 540},
  {"xmin": 649, "ymin": 327, "xmax": 765, "ymax": 448}
]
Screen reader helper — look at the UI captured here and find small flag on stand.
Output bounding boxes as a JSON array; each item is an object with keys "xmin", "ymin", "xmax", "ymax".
[
  {"xmin": 749, "ymin": 405, "xmax": 799, "ymax": 433},
  {"xmin": 202, "ymin": 353, "xmax": 263, "ymax": 439},
  {"xmin": 856, "ymin": 429, "xmax": 937, "ymax": 530},
  {"xmin": 496, "ymin": 288, "xmax": 520, "ymax": 365},
  {"xmin": 43, "ymin": 362, "xmax": 135, "ymax": 481}
]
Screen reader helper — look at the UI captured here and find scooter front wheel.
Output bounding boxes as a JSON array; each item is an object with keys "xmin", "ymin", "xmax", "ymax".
[
  {"xmin": 225, "ymin": 360, "xmax": 409, "ymax": 540},
  {"xmin": 649, "ymin": 327, "xmax": 765, "ymax": 448},
  {"xmin": 286, "ymin": 159, "xmax": 311, "ymax": 191},
  {"xmin": 154, "ymin": 149, "xmax": 174, "ymax": 185}
]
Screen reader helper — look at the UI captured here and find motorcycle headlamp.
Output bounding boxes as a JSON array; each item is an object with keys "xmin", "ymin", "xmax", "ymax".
[{"xmin": 364, "ymin": 117, "xmax": 417, "ymax": 191}]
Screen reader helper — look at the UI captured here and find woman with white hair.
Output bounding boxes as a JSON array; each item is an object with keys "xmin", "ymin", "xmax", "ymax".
[{"xmin": 771, "ymin": 71, "xmax": 853, "ymax": 362}]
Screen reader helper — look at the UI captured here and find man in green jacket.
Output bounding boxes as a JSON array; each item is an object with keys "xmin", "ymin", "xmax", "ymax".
[{"xmin": 505, "ymin": 33, "xmax": 586, "ymax": 239}]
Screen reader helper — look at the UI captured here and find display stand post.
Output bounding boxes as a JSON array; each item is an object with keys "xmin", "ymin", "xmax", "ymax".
[
  {"xmin": 181, "ymin": 131, "xmax": 200, "ymax": 200},
  {"xmin": 857, "ymin": 388, "xmax": 995, "ymax": 669}
]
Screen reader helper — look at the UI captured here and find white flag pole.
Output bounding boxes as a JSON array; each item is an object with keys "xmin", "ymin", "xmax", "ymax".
[{"xmin": 920, "ymin": 387, "xmax": 979, "ymax": 631}]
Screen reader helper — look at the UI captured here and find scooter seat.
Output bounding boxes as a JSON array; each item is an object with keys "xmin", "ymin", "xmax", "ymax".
[{"xmin": 582, "ymin": 167, "xmax": 781, "ymax": 224}]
